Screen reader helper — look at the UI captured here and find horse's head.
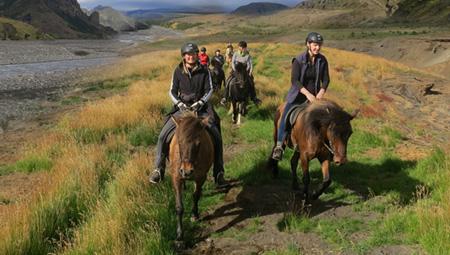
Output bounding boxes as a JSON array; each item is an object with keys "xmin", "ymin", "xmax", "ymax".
[
  {"xmin": 324, "ymin": 106, "xmax": 359, "ymax": 165},
  {"xmin": 172, "ymin": 113, "xmax": 209, "ymax": 179},
  {"xmin": 234, "ymin": 62, "xmax": 248, "ymax": 87}
]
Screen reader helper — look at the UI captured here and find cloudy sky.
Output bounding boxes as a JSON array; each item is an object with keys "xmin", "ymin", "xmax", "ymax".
[{"xmin": 78, "ymin": 0, "xmax": 301, "ymax": 11}]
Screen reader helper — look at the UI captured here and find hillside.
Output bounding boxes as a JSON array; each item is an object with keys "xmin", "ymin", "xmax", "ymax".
[
  {"xmin": 0, "ymin": 16, "xmax": 50, "ymax": 39},
  {"xmin": 89, "ymin": 5, "xmax": 149, "ymax": 32},
  {"xmin": 232, "ymin": 2, "xmax": 289, "ymax": 15},
  {"xmin": 0, "ymin": 42, "xmax": 448, "ymax": 254},
  {"xmin": 0, "ymin": 0, "xmax": 115, "ymax": 38},
  {"xmin": 392, "ymin": 0, "xmax": 450, "ymax": 25}
]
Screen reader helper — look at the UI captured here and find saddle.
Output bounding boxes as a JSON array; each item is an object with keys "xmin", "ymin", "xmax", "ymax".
[{"xmin": 283, "ymin": 102, "xmax": 309, "ymax": 146}]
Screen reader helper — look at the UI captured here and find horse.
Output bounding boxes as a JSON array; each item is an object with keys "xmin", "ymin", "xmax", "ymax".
[
  {"xmin": 210, "ymin": 58, "xmax": 225, "ymax": 91},
  {"xmin": 169, "ymin": 113, "xmax": 214, "ymax": 245},
  {"xmin": 269, "ymin": 100, "xmax": 358, "ymax": 204},
  {"xmin": 227, "ymin": 62, "xmax": 250, "ymax": 125}
]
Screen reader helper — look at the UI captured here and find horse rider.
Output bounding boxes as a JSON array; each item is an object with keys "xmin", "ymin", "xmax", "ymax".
[
  {"xmin": 198, "ymin": 46, "xmax": 210, "ymax": 68},
  {"xmin": 221, "ymin": 40, "xmax": 261, "ymax": 105},
  {"xmin": 271, "ymin": 32, "xmax": 330, "ymax": 161},
  {"xmin": 212, "ymin": 49, "xmax": 225, "ymax": 69},
  {"xmin": 225, "ymin": 42, "xmax": 234, "ymax": 65},
  {"xmin": 149, "ymin": 42, "xmax": 227, "ymax": 186}
]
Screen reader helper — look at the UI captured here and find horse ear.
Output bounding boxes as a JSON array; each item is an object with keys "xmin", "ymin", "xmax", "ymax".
[{"xmin": 350, "ymin": 109, "xmax": 360, "ymax": 120}]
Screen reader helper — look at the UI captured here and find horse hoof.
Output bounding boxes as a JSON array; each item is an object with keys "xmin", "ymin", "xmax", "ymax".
[{"xmin": 174, "ymin": 240, "xmax": 185, "ymax": 250}]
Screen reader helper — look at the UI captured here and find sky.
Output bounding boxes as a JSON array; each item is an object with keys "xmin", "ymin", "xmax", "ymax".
[{"xmin": 78, "ymin": 0, "xmax": 301, "ymax": 11}]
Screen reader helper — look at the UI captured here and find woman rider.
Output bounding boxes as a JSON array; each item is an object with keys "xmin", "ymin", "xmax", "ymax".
[{"xmin": 271, "ymin": 32, "xmax": 330, "ymax": 161}]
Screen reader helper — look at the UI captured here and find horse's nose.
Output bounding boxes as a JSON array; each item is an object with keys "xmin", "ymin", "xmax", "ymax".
[
  {"xmin": 179, "ymin": 168, "xmax": 193, "ymax": 179},
  {"xmin": 334, "ymin": 156, "xmax": 347, "ymax": 166}
]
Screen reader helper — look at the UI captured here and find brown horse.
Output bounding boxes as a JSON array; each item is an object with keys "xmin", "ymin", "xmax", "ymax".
[
  {"xmin": 169, "ymin": 113, "xmax": 214, "ymax": 244},
  {"xmin": 269, "ymin": 100, "xmax": 358, "ymax": 203}
]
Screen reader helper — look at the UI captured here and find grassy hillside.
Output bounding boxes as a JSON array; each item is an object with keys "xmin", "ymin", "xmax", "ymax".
[
  {"xmin": 0, "ymin": 43, "xmax": 448, "ymax": 254},
  {"xmin": 392, "ymin": 0, "xmax": 450, "ymax": 25},
  {"xmin": 0, "ymin": 17, "xmax": 50, "ymax": 39}
]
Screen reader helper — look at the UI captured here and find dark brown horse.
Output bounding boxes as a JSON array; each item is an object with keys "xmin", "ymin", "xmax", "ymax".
[
  {"xmin": 169, "ymin": 113, "xmax": 214, "ymax": 244},
  {"xmin": 269, "ymin": 100, "xmax": 358, "ymax": 203},
  {"xmin": 227, "ymin": 62, "xmax": 250, "ymax": 125},
  {"xmin": 210, "ymin": 58, "xmax": 225, "ymax": 91}
]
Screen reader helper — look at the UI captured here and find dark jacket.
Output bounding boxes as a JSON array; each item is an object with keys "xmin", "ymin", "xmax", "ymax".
[
  {"xmin": 169, "ymin": 61, "xmax": 213, "ymax": 107},
  {"xmin": 286, "ymin": 51, "xmax": 330, "ymax": 103}
]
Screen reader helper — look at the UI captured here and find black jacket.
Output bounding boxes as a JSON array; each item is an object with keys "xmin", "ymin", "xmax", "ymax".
[
  {"xmin": 169, "ymin": 61, "xmax": 213, "ymax": 106},
  {"xmin": 286, "ymin": 51, "xmax": 330, "ymax": 103}
]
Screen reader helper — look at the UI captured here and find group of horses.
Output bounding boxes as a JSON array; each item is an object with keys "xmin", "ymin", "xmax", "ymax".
[{"xmin": 168, "ymin": 61, "xmax": 358, "ymax": 245}]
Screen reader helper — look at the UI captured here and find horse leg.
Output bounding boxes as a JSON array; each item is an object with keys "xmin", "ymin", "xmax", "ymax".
[
  {"xmin": 232, "ymin": 102, "xmax": 237, "ymax": 124},
  {"xmin": 237, "ymin": 103, "xmax": 242, "ymax": 125},
  {"xmin": 290, "ymin": 150, "xmax": 300, "ymax": 190},
  {"xmin": 300, "ymin": 154, "xmax": 311, "ymax": 204},
  {"xmin": 312, "ymin": 156, "xmax": 332, "ymax": 200},
  {"xmin": 174, "ymin": 180, "xmax": 184, "ymax": 241},
  {"xmin": 191, "ymin": 178, "xmax": 205, "ymax": 221}
]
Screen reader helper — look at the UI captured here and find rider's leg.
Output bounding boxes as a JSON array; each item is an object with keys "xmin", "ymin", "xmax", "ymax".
[
  {"xmin": 150, "ymin": 116, "xmax": 177, "ymax": 183},
  {"xmin": 272, "ymin": 102, "xmax": 293, "ymax": 161},
  {"xmin": 248, "ymin": 74, "xmax": 261, "ymax": 104},
  {"xmin": 202, "ymin": 107, "xmax": 226, "ymax": 186}
]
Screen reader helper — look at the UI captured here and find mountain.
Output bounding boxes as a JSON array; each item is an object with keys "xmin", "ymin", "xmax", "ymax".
[
  {"xmin": 0, "ymin": 0, "xmax": 115, "ymax": 39},
  {"xmin": 89, "ymin": 5, "xmax": 148, "ymax": 32},
  {"xmin": 392, "ymin": 0, "xmax": 450, "ymax": 25},
  {"xmin": 232, "ymin": 2, "xmax": 289, "ymax": 15},
  {"xmin": 296, "ymin": 0, "xmax": 400, "ymax": 27}
]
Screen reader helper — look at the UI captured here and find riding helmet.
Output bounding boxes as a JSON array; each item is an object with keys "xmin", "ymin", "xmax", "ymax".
[
  {"xmin": 201, "ymin": 46, "xmax": 207, "ymax": 52},
  {"xmin": 181, "ymin": 42, "xmax": 199, "ymax": 56},
  {"xmin": 305, "ymin": 32, "xmax": 324, "ymax": 44},
  {"xmin": 238, "ymin": 41, "xmax": 247, "ymax": 48}
]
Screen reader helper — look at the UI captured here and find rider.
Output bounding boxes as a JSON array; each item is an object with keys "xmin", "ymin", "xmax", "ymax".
[
  {"xmin": 212, "ymin": 49, "xmax": 225, "ymax": 68},
  {"xmin": 149, "ymin": 42, "xmax": 227, "ymax": 186},
  {"xmin": 221, "ymin": 41, "xmax": 261, "ymax": 105},
  {"xmin": 225, "ymin": 43, "xmax": 234, "ymax": 65},
  {"xmin": 198, "ymin": 47, "xmax": 210, "ymax": 68},
  {"xmin": 271, "ymin": 32, "xmax": 330, "ymax": 161}
]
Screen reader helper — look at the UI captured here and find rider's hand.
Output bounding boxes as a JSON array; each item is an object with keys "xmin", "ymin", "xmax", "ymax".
[
  {"xmin": 177, "ymin": 102, "xmax": 188, "ymax": 111},
  {"xmin": 307, "ymin": 94, "xmax": 316, "ymax": 103},
  {"xmin": 316, "ymin": 88, "xmax": 326, "ymax": 100},
  {"xmin": 190, "ymin": 100, "xmax": 205, "ymax": 112}
]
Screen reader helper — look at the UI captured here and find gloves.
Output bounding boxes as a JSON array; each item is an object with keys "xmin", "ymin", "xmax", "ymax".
[
  {"xmin": 190, "ymin": 100, "xmax": 205, "ymax": 112},
  {"xmin": 177, "ymin": 102, "xmax": 188, "ymax": 111}
]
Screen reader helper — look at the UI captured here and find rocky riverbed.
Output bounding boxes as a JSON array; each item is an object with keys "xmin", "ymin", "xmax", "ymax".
[{"xmin": 0, "ymin": 26, "xmax": 183, "ymax": 133}]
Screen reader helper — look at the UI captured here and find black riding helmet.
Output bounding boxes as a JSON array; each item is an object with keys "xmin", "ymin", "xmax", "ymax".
[
  {"xmin": 305, "ymin": 32, "xmax": 324, "ymax": 44},
  {"xmin": 201, "ymin": 47, "xmax": 206, "ymax": 52},
  {"xmin": 181, "ymin": 42, "xmax": 199, "ymax": 56},
  {"xmin": 238, "ymin": 41, "xmax": 247, "ymax": 48}
]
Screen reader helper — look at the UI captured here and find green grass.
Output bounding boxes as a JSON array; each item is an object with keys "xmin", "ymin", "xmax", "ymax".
[
  {"xmin": 127, "ymin": 123, "xmax": 160, "ymax": 147},
  {"xmin": 0, "ymin": 155, "xmax": 53, "ymax": 175}
]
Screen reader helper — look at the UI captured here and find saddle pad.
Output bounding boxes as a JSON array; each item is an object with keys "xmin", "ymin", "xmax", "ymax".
[{"xmin": 287, "ymin": 102, "xmax": 309, "ymax": 127}]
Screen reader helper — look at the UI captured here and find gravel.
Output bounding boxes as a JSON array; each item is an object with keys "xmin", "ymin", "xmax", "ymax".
[{"xmin": 0, "ymin": 26, "xmax": 184, "ymax": 128}]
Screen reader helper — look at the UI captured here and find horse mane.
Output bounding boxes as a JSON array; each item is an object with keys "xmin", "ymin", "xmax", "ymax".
[
  {"xmin": 176, "ymin": 112, "xmax": 205, "ymax": 141},
  {"xmin": 300, "ymin": 100, "xmax": 352, "ymax": 137},
  {"xmin": 235, "ymin": 62, "xmax": 247, "ymax": 73}
]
